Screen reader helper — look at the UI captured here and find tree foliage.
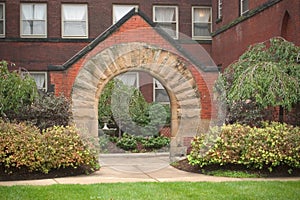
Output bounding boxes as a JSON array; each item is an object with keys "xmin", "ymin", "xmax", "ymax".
[
  {"xmin": 98, "ymin": 78, "xmax": 170, "ymax": 136},
  {"xmin": 0, "ymin": 61, "xmax": 38, "ymax": 117},
  {"xmin": 216, "ymin": 37, "xmax": 300, "ymax": 124}
]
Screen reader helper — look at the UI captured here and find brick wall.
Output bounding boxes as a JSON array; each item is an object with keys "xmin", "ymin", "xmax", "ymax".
[
  {"xmin": 212, "ymin": 0, "xmax": 300, "ymax": 68},
  {"xmin": 50, "ymin": 13, "xmax": 217, "ymax": 121}
]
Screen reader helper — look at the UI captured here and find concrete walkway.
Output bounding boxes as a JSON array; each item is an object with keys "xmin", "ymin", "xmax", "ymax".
[{"xmin": 1, "ymin": 153, "xmax": 300, "ymax": 186}]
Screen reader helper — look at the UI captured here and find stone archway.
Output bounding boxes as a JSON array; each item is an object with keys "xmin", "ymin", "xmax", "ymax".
[{"xmin": 72, "ymin": 42, "xmax": 203, "ymax": 160}]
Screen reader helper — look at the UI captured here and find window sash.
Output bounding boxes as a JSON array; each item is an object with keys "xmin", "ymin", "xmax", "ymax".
[
  {"xmin": 240, "ymin": 0, "xmax": 249, "ymax": 15},
  {"xmin": 153, "ymin": 79, "xmax": 170, "ymax": 104},
  {"xmin": 153, "ymin": 6, "xmax": 178, "ymax": 39},
  {"xmin": 20, "ymin": 3, "xmax": 46, "ymax": 37},
  {"xmin": 0, "ymin": 3, "xmax": 4, "ymax": 37},
  {"xmin": 62, "ymin": 4, "xmax": 88, "ymax": 38},
  {"xmin": 113, "ymin": 5, "xmax": 138, "ymax": 24},
  {"xmin": 22, "ymin": 72, "xmax": 47, "ymax": 91},
  {"xmin": 192, "ymin": 7, "xmax": 212, "ymax": 40}
]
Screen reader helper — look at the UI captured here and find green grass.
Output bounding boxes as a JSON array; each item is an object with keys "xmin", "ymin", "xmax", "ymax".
[
  {"xmin": 202, "ymin": 169, "xmax": 261, "ymax": 178},
  {"xmin": 0, "ymin": 181, "xmax": 299, "ymax": 200}
]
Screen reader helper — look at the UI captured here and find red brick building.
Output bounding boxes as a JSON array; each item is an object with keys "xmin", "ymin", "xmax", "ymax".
[
  {"xmin": 1, "ymin": 0, "xmax": 298, "ymax": 92},
  {"xmin": 0, "ymin": 0, "xmax": 299, "ymax": 157},
  {"xmin": 211, "ymin": 0, "xmax": 300, "ymax": 69}
]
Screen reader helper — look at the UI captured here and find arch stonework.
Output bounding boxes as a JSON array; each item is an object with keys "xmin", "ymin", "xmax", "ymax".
[{"xmin": 72, "ymin": 42, "xmax": 207, "ymax": 159}]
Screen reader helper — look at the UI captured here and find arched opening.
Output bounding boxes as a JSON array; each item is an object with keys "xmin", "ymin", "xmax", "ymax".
[
  {"xmin": 71, "ymin": 42, "xmax": 204, "ymax": 160},
  {"xmin": 281, "ymin": 11, "xmax": 291, "ymax": 41},
  {"xmin": 97, "ymin": 70, "xmax": 172, "ymax": 153}
]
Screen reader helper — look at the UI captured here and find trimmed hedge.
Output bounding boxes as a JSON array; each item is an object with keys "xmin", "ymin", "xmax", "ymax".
[
  {"xmin": 188, "ymin": 122, "xmax": 300, "ymax": 172},
  {"xmin": 0, "ymin": 119, "xmax": 99, "ymax": 174}
]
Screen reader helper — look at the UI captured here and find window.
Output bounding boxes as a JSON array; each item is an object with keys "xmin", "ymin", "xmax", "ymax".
[
  {"xmin": 153, "ymin": 79, "xmax": 170, "ymax": 104},
  {"xmin": 0, "ymin": 3, "xmax": 4, "ymax": 37},
  {"xmin": 218, "ymin": 0, "xmax": 223, "ymax": 19},
  {"xmin": 113, "ymin": 5, "xmax": 138, "ymax": 24},
  {"xmin": 22, "ymin": 72, "xmax": 48, "ymax": 91},
  {"xmin": 153, "ymin": 6, "xmax": 178, "ymax": 39},
  {"xmin": 62, "ymin": 4, "xmax": 88, "ymax": 38},
  {"xmin": 20, "ymin": 3, "xmax": 47, "ymax": 38},
  {"xmin": 115, "ymin": 72, "xmax": 139, "ymax": 88},
  {"xmin": 240, "ymin": 0, "xmax": 249, "ymax": 16},
  {"xmin": 192, "ymin": 7, "xmax": 212, "ymax": 40}
]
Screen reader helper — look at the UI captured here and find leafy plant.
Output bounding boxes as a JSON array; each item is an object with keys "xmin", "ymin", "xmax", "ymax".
[
  {"xmin": 6, "ymin": 93, "xmax": 72, "ymax": 131},
  {"xmin": 0, "ymin": 119, "xmax": 99, "ymax": 174},
  {"xmin": 0, "ymin": 61, "xmax": 38, "ymax": 117},
  {"xmin": 187, "ymin": 122, "xmax": 300, "ymax": 173},
  {"xmin": 216, "ymin": 37, "xmax": 300, "ymax": 125},
  {"xmin": 98, "ymin": 78, "xmax": 170, "ymax": 137},
  {"xmin": 113, "ymin": 133, "xmax": 170, "ymax": 152}
]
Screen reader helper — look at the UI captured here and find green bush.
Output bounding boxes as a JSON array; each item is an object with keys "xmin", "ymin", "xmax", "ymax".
[
  {"xmin": 0, "ymin": 119, "xmax": 99, "ymax": 174},
  {"xmin": 187, "ymin": 122, "xmax": 300, "ymax": 172},
  {"xmin": 114, "ymin": 133, "xmax": 170, "ymax": 152},
  {"xmin": 0, "ymin": 61, "xmax": 38, "ymax": 117},
  {"xmin": 6, "ymin": 93, "xmax": 73, "ymax": 131}
]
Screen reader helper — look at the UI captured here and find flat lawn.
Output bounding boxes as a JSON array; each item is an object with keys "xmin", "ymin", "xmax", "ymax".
[{"xmin": 0, "ymin": 181, "xmax": 299, "ymax": 200}]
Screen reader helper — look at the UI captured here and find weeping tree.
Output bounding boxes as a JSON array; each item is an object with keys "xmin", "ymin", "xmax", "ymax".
[{"xmin": 217, "ymin": 37, "xmax": 300, "ymax": 125}]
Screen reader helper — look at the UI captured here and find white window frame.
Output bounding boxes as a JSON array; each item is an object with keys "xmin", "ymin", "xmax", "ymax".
[
  {"xmin": 153, "ymin": 5, "xmax": 179, "ymax": 39},
  {"xmin": 22, "ymin": 71, "xmax": 48, "ymax": 91},
  {"xmin": 0, "ymin": 3, "xmax": 5, "ymax": 38},
  {"xmin": 240, "ymin": 0, "xmax": 249, "ymax": 16},
  {"xmin": 218, "ymin": 0, "xmax": 223, "ymax": 19},
  {"xmin": 61, "ymin": 4, "xmax": 88, "ymax": 39},
  {"xmin": 192, "ymin": 6, "xmax": 212, "ymax": 40},
  {"xmin": 20, "ymin": 3, "xmax": 47, "ymax": 38},
  {"xmin": 112, "ymin": 5, "xmax": 138, "ymax": 24},
  {"xmin": 153, "ymin": 78, "xmax": 170, "ymax": 104}
]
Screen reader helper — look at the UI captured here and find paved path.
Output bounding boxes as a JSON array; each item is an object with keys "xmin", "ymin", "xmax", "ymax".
[{"xmin": 1, "ymin": 153, "xmax": 300, "ymax": 186}]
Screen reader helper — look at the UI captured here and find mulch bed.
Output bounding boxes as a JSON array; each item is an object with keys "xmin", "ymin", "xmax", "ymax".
[
  {"xmin": 2, "ymin": 158, "xmax": 300, "ymax": 181},
  {"xmin": 0, "ymin": 163, "xmax": 94, "ymax": 181},
  {"xmin": 172, "ymin": 158, "xmax": 300, "ymax": 178}
]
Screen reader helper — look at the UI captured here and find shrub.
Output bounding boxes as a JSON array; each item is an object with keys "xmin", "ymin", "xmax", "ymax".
[
  {"xmin": 0, "ymin": 61, "xmax": 38, "ymax": 117},
  {"xmin": 0, "ymin": 119, "xmax": 99, "ymax": 174},
  {"xmin": 6, "ymin": 93, "xmax": 73, "ymax": 131},
  {"xmin": 114, "ymin": 133, "xmax": 170, "ymax": 152},
  {"xmin": 187, "ymin": 122, "xmax": 300, "ymax": 172}
]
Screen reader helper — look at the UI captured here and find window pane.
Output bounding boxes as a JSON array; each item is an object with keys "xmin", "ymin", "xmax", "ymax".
[
  {"xmin": 194, "ymin": 8, "xmax": 211, "ymax": 22},
  {"xmin": 64, "ymin": 21, "xmax": 86, "ymax": 36},
  {"xmin": 63, "ymin": 5, "xmax": 86, "ymax": 20},
  {"xmin": 159, "ymin": 23, "xmax": 176, "ymax": 37},
  {"xmin": 242, "ymin": 0, "xmax": 249, "ymax": 13},
  {"xmin": 22, "ymin": 21, "xmax": 32, "ymax": 34},
  {"xmin": 31, "ymin": 74, "xmax": 45, "ymax": 90},
  {"xmin": 155, "ymin": 89, "xmax": 170, "ymax": 103},
  {"xmin": 33, "ymin": 21, "xmax": 46, "ymax": 34},
  {"xmin": 155, "ymin": 7, "xmax": 176, "ymax": 22},
  {"xmin": 116, "ymin": 73, "xmax": 138, "ymax": 87},
  {"xmin": 194, "ymin": 23, "xmax": 210, "ymax": 36},
  {"xmin": 0, "ymin": 21, "xmax": 3, "ymax": 34},
  {"xmin": 21, "ymin": 4, "xmax": 33, "ymax": 20},
  {"xmin": 113, "ymin": 5, "xmax": 137, "ymax": 23},
  {"xmin": 34, "ymin": 4, "xmax": 46, "ymax": 20},
  {"xmin": 0, "ymin": 5, "xmax": 3, "ymax": 19}
]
